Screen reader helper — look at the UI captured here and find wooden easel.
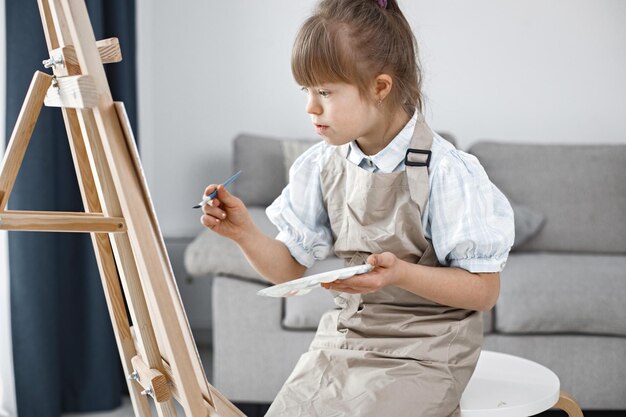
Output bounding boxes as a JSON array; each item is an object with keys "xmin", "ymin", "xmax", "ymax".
[{"xmin": 0, "ymin": 1, "xmax": 245, "ymax": 416}]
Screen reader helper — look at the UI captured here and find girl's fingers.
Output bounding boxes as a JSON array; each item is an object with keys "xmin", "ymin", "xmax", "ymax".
[
  {"xmin": 324, "ymin": 275, "xmax": 381, "ymax": 293},
  {"xmin": 202, "ymin": 204, "xmax": 227, "ymax": 220},
  {"xmin": 204, "ymin": 184, "xmax": 218, "ymax": 195},
  {"xmin": 326, "ymin": 282, "xmax": 361, "ymax": 291},
  {"xmin": 201, "ymin": 214, "xmax": 221, "ymax": 228},
  {"xmin": 216, "ymin": 184, "xmax": 236, "ymax": 203}
]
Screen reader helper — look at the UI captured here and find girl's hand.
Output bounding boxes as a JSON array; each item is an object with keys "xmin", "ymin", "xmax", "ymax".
[
  {"xmin": 200, "ymin": 184, "xmax": 252, "ymax": 242},
  {"xmin": 321, "ymin": 252, "xmax": 404, "ymax": 294}
]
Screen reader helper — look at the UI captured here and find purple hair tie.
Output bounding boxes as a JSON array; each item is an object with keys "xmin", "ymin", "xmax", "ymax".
[{"xmin": 376, "ymin": 0, "xmax": 387, "ymax": 9}]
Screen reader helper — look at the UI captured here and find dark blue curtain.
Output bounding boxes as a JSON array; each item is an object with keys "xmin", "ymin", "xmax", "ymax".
[{"xmin": 5, "ymin": 1, "xmax": 136, "ymax": 416}]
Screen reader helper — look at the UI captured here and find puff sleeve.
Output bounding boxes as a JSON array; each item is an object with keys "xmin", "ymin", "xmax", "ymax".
[
  {"xmin": 424, "ymin": 150, "xmax": 515, "ymax": 273},
  {"xmin": 265, "ymin": 142, "xmax": 333, "ymax": 268}
]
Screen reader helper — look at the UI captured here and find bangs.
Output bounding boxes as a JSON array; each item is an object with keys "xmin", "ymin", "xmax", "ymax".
[{"xmin": 291, "ymin": 18, "xmax": 354, "ymax": 87}]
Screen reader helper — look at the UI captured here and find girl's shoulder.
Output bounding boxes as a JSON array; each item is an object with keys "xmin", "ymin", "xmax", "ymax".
[
  {"xmin": 288, "ymin": 140, "xmax": 335, "ymax": 176},
  {"xmin": 430, "ymin": 134, "xmax": 486, "ymax": 180}
]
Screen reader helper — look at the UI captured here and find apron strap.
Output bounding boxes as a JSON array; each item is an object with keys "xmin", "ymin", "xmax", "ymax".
[{"xmin": 405, "ymin": 113, "xmax": 434, "ymax": 215}]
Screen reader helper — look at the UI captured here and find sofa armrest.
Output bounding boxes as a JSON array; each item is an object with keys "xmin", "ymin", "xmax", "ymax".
[{"xmin": 212, "ymin": 276, "xmax": 315, "ymax": 402}]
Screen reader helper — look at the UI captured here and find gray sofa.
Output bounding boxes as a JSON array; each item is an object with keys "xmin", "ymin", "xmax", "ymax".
[{"xmin": 184, "ymin": 133, "xmax": 626, "ymax": 410}]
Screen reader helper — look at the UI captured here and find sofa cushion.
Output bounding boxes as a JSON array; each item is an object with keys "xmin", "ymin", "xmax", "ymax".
[
  {"xmin": 281, "ymin": 139, "xmax": 319, "ymax": 180},
  {"xmin": 231, "ymin": 134, "xmax": 286, "ymax": 206},
  {"xmin": 482, "ymin": 309, "xmax": 493, "ymax": 334},
  {"xmin": 496, "ymin": 253, "xmax": 626, "ymax": 336},
  {"xmin": 469, "ymin": 143, "xmax": 626, "ymax": 253},
  {"xmin": 231, "ymin": 134, "xmax": 318, "ymax": 206},
  {"xmin": 185, "ymin": 207, "xmax": 278, "ymax": 282},
  {"xmin": 510, "ymin": 201, "xmax": 545, "ymax": 250}
]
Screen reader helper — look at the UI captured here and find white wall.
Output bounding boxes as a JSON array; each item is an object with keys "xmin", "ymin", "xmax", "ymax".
[
  {"xmin": 0, "ymin": 0, "xmax": 17, "ymax": 413},
  {"xmin": 137, "ymin": 0, "xmax": 626, "ymax": 238}
]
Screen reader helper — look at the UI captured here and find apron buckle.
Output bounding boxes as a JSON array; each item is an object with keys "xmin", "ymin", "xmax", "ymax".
[{"xmin": 405, "ymin": 148, "xmax": 432, "ymax": 167}]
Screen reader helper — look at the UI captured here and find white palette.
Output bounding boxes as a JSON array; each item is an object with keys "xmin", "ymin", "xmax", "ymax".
[{"xmin": 257, "ymin": 264, "xmax": 374, "ymax": 297}]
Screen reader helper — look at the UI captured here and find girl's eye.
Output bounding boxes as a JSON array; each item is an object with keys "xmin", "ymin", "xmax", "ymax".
[{"xmin": 300, "ymin": 87, "xmax": 330, "ymax": 97}]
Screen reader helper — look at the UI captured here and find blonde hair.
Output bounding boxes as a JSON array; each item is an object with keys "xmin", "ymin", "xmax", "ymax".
[{"xmin": 292, "ymin": 0, "xmax": 423, "ymax": 116}]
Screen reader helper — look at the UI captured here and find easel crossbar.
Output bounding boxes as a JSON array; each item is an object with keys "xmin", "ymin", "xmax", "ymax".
[{"xmin": 0, "ymin": 210, "xmax": 125, "ymax": 233}]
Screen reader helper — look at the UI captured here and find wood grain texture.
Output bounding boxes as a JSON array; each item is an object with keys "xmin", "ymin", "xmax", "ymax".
[
  {"xmin": 554, "ymin": 390, "xmax": 584, "ymax": 417},
  {"xmin": 95, "ymin": 37, "xmax": 123, "ymax": 63},
  {"xmin": 37, "ymin": 0, "xmax": 60, "ymax": 50},
  {"xmin": 57, "ymin": 39, "xmax": 122, "ymax": 75},
  {"xmin": 131, "ymin": 355, "xmax": 172, "ymax": 403},
  {"xmin": 0, "ymin": 71, "xmax": 52, "ymax": 210},
  {"xmin": 44, "ymin": 74, "xmax": 98, "ymax": 108},
  {"xmin": 60, "ymin": 103, "xmax": 156, "ymax": 417},
  {"xmin": 0, "ymin": 210, "xmax": 125, "ymax": 233},
  {"xmin": 76, "ymin": 104, "xmax": 179, "ymax": 417}
]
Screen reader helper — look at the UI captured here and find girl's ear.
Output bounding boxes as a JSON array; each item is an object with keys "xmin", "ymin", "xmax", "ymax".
[{"xmin": 373, "ymin": 74, "xmax": 393, "ymax": 101}]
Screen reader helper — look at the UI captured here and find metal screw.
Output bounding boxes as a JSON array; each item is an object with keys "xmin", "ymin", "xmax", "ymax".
[
  {"xmin": 42, "ymin": 54, "xmax": 64, "ymax": 69},
  {"xmin": 141, "ymin": 386, "xmax": 154, "ymax": 397},
  {"xmin": 127, "ymin": 370, "xmax": 139, "ymax": 381}
]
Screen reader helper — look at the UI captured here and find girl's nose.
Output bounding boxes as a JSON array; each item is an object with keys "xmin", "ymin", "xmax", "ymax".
[{"xmin": 306, "ymin": 97, "xmax": 322, "ymax": 116}]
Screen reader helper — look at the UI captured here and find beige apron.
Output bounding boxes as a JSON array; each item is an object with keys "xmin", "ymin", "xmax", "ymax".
[{"xmin": 266, "ymin": 116, "xmax": 483, "ymax": 417}]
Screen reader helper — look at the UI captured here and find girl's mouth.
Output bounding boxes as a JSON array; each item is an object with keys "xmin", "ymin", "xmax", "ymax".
[{"xmin": 314, "ymin": 124, "xmax": 329, "ymax": 134}]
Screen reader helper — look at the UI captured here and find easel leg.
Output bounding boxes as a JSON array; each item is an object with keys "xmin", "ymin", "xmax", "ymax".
[
  {"xmin": 71, "ymin": 107, "xmax": 178, "ymax": 417},
  {"xmin": 554, "ymin": 390, "xmax": 584, "ymax": 417},
  {"xmin": 93, "ymin": 234, "xmax": 154, "ymax": 417},
  {"xmin": 0, "ymin": 71, "xmax": 52, "ymax": 209},
  {"xmin": 62, "ymin": 107, "xmax": 153, "ymax": 417}
]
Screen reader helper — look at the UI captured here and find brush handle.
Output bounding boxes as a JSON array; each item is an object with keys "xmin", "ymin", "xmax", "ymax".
[{"xmin": 193, "ymin": 170, "xmax": 242, "ymax": 208}]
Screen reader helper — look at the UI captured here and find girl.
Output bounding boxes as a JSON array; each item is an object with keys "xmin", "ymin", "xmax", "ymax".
[{"xmin": 201, "ymin": 0, "xmax": 514, "ymax": 416}]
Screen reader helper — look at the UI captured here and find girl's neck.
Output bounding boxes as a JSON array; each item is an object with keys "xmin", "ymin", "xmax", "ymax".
[{"xmin": 356, "ymin": 108, "xmax": 412, "ymax": 156}]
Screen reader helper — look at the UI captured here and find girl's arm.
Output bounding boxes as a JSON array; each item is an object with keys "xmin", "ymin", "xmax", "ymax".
[
  {"xmin": 201, "ymin": 184, "xmax": 306, "ymax": 284},
  {"xmin": 394, "ymin": 261, "xmax": 499, "ymax": 311},
  {"xmin": 322, "ymin": 252, "xmax": 499, "ymax": 311},
  {"xmin": 235, "ymin": 222, "xmax": 307, "ymax": 284}
]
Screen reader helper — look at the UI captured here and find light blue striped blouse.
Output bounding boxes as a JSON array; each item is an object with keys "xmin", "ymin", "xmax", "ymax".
[{"xmin": 266, "ymin": 113, "xmax": 515, "ymax": 273}]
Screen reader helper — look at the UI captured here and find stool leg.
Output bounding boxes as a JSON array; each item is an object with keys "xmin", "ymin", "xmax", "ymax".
[{"xmin": 554, "ymin": 390, "xmax": 584, "ymax": 417}]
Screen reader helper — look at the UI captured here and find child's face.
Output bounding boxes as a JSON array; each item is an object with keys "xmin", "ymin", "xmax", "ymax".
[{"xmin": 302, "ymin": 82, "xmax": 379, "ymax": 146}]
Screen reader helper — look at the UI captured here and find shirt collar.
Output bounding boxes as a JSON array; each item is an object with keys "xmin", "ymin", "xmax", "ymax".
[{"xmin": 347, "ymin": 112, "xmax": 418, "ymax": 173}]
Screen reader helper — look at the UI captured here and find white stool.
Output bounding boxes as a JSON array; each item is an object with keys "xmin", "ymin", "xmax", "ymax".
[{"xmin": 460, "ymin": 351, "xmax": 584, "ymax": 417}]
